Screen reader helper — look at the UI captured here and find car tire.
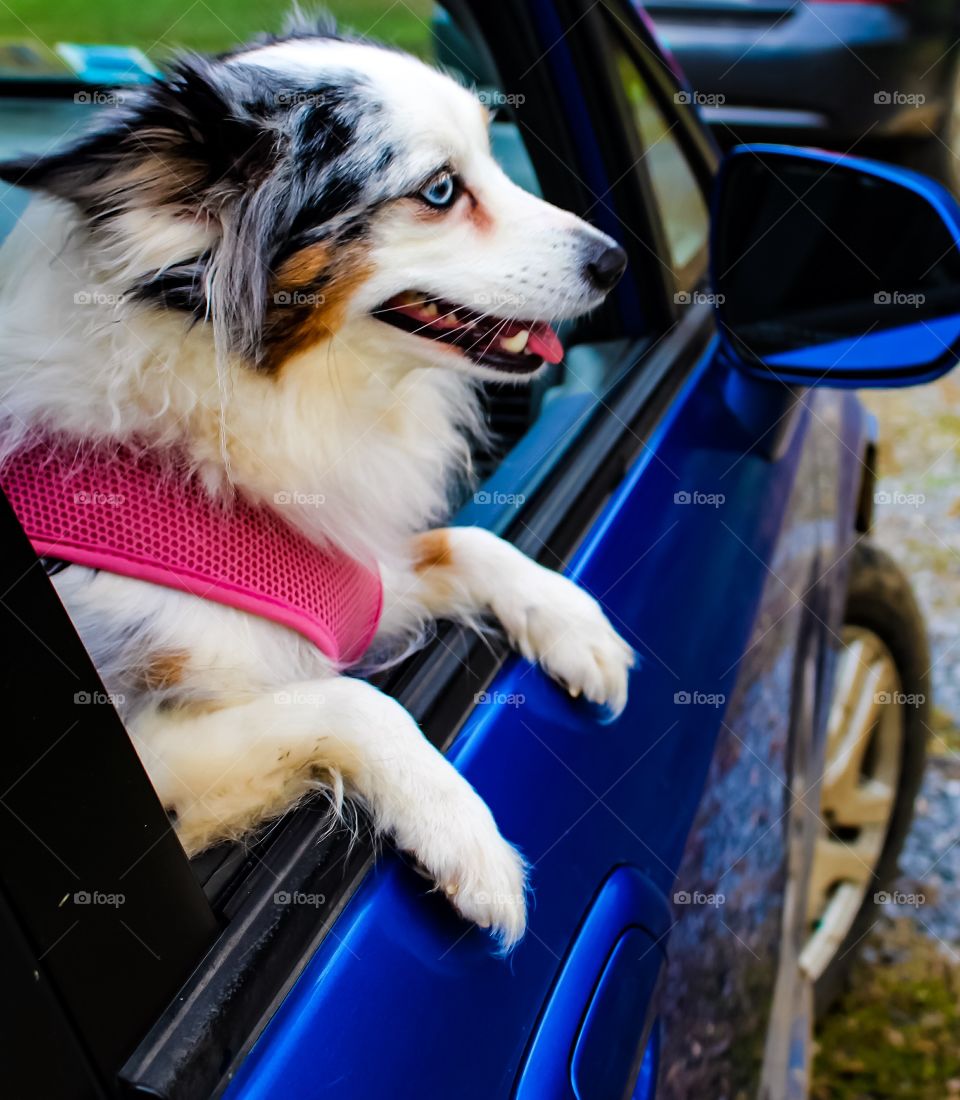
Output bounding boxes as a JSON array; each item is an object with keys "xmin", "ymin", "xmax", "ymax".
[{"xmin": 810, "ymin": 540, "xmax": 930, "ymax": 1018}]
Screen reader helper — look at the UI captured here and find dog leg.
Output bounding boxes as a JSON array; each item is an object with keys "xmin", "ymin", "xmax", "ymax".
[
  {"xmin": 130, "ymin": 675, "xmax": 527, "ymax": 948},
  {"xmin": 380, "ymin": 527, "xmax": 635, "ymax": 715}
]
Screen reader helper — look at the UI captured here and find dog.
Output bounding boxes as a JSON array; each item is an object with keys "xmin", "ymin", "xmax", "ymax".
[{"xmin": 0, "ymin": 13, "xmax": 632, "ymax": 950}]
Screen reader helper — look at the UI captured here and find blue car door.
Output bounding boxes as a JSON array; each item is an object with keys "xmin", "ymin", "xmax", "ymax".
[{"xmin": 224, "ymin": 4, "xmax": 861, "ymax": 1098}]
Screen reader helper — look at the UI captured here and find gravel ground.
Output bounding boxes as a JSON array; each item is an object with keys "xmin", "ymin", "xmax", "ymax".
[
  {"xmin": 812, "ymin": 379, "xmax": 960, "ymax": 1098},
  {"xmin": 861, "ymin": 379, "xmax": 960, "ymax": 948}
]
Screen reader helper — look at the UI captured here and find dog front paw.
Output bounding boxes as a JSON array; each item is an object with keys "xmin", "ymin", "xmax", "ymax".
[
  {"xmin": 496, "ymin": 570, "xmax": 635, "ymax": 716},
  {"xmin": 441, "ymin": 840, "xmax": 528, "ymax": 953},
  {"xmin": 402, "ymin": 781, "xmax": 528, "ymax": 951}
]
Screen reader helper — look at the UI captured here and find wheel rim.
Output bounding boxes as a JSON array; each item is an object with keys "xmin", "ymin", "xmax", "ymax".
[{"xmin": 799, "ymin": 626, "xmax": 905, "ymax": 982}]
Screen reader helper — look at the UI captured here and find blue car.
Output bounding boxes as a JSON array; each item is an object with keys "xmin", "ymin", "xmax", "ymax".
[{"xmin": 2, "ymin": 2, "xmax": 957, "ymax": 1098}]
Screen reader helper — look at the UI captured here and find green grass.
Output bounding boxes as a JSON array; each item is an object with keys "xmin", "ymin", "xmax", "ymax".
[
  {"xmin": 927, "ymin": 706, "xmax": 960, "ymax": 756},
  {"xmin": 0, "ymin": 1, "xmax": 435, "ymax": 60},
  {"xmin": 812, "ymin": 920, "xmax": 960, "ymax": 1099}
]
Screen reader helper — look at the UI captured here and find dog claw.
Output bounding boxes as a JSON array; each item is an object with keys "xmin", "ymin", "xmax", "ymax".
[{"xmin": 445, "ymin": 883, "xmax": 460, "ymax": 896}]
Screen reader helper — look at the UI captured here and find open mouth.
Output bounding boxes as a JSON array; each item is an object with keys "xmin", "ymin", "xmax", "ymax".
[{"xmin": 374, "ymin": 291, "xmax": 563, "ymax": 373}]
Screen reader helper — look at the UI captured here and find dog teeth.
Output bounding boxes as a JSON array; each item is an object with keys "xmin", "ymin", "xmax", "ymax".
[
  {"xmin": 420, "ymin": 302, "xmax": 438, "ymax": 318},
  {"xmin": 437, "ymin": 312, "xmax": 460, "ymax": 328},
  {"xmin": 500, "ymin": 330, "xmax": 530, "ymax": 354}
]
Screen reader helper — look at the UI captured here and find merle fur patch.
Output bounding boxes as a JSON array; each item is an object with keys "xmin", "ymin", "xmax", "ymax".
[{"xmin": 0, "ymin": 18, "xmax": 402, "ymax": 372}]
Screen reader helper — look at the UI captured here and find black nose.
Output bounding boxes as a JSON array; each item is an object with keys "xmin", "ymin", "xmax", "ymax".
[{"xmin": 585, "ymin": 244, "xmax": 627, "ymax": 293}]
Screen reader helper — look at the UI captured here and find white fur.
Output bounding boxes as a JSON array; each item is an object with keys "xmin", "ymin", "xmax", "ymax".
[{"xmin": 0, "ymin": 36, "xmax": 633, "ymax": 949}]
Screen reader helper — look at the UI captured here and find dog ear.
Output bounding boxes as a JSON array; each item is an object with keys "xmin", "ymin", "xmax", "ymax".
[
  {"xmin": 0, "ymin": 55, "xmax": 275, "ymax": 217},
  {"xmin": 0, "ymin": 124, "xmax": 123, "ymax": 199}
]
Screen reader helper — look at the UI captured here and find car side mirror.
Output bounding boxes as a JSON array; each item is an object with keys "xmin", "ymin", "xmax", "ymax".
[{"xmin": 711, "ymin": 144, "xmax": 960, "ymax": 388}]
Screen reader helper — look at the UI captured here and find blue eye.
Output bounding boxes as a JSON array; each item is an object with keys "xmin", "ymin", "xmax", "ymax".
[{"xmin": 419, "ymin": 172, "xmax": 457, "ymax": 209}]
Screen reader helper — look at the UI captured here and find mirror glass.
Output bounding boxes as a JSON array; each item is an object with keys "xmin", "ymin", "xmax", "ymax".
[{"xmin": 713, "ymin": 149, "xmax": 960, "ymax": 383}]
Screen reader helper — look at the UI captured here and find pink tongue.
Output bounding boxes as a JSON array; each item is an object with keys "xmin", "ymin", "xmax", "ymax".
[{"xmin": 526, "ymin": 322, "xmax": 563, "ymax": 364}]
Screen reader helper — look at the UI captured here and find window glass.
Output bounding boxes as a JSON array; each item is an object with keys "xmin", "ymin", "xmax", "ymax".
[{"xmin": 615, "ymin": 50, "xmax": 709, "ymax": 291}]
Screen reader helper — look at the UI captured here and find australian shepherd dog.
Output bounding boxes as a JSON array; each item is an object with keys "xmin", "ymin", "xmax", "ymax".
[{"xmin": 0, "ymin": 13, "xmax": 632, "ymax": 949}]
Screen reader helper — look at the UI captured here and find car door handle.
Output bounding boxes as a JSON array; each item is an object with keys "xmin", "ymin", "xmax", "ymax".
[
  {"xmin": 514, "ymin": 866, "xmax": 670, "ymax": 1100},
  {"xmin": 570, "ymin": 926, "xmax": 663, "ymax": 1100}
]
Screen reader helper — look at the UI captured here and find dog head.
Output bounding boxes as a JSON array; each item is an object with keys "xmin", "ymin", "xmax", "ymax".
[{"xmin": 0, "ymin": 17, "xmax": 626, "ymax": 381}]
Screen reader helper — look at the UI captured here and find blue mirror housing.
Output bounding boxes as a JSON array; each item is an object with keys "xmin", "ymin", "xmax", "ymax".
[{"xmin": 711, "ymin": 144, "xmax": 960, "ymax": 389}]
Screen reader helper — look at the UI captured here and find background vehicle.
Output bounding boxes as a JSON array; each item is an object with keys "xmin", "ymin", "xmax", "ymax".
[
  {"xmin": 645, "ymin": 0, "xmax": 960, "ymax": 190},
  {"xmin": 1, "ymin": 2, "xmax": 954, "ymax": 1097}
]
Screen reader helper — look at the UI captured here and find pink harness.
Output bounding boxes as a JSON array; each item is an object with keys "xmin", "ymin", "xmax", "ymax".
[{"xmin": 1, "ymin": 437, "xmax": 382, "ymax": 668}]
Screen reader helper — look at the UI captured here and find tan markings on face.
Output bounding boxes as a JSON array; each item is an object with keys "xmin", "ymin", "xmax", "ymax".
[
  {"xmin": 413, "ymin": 528, "xmax": 453, "ymax": 572},
  {"xmin": 263, "ymin": 243, "xmax": 372, "ymax": 373},
  {"xmin": 466, "ymin": 191, "xmax": 493, "ymax": 234},
  {"xmin": 275, "ymin": 241, "xmax": 333, "ymax": 288},
  {"xmin": 141, "ymin": 650, "xmax": 189, "ymax": 692}
]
